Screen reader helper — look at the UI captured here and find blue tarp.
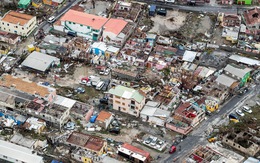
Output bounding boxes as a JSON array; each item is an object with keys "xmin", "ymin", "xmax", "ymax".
[
  {"xmin": 51, "ymin": 160, "xmax": 62, "ymax": 163},
  {"xmin": 150, "ymin": 5, "xmax": 156, "ymax": 12},
  {"xmin": 90, "ymin": 115, "xmax": 97, "ymax": 123}
]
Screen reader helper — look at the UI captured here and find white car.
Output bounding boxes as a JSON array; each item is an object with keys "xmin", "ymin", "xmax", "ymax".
[
  {"xmin": 236, "ymin": 109, "xmax": 245, "ymax": 117},
  {"xmin": 48, "ymin": 16, "xmax": 56, "ymax": 23},
  {"xmin": 88, "ymin": 75, "xmax": 96, "ymax": 80},
  {"xmin": 99, "ymin": 70, "xmax": 105, "ymax": 75},
  {"xmin": 165, "ymin": 0, "xmax": 175, "ymax": 3},
  {"xmin": 86, "ymin": 81, "xmax": 92, "ymax": 87},
  {"xmin": 80, "ymin": 80, "xmax": 88, "ymax": 85},
  {"xmin": 256, "ymin": 101, "xmax": 260, "ymax": 106},
  {"xmin": 242, "ymin": 106, "xmax": 252, "ymax": 113},
  {"xmin": 150, "ymin": 137, "xmax": 158, "ymax": 146},
  {"xmin": 104, "ymin": 69, "xmax": 110, "ymax": 75}
]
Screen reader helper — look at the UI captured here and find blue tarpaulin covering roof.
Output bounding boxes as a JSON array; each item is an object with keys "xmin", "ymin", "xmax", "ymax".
[{"xmin": 90, "ymin": 115, "xmax": 97, "ymax": 123}]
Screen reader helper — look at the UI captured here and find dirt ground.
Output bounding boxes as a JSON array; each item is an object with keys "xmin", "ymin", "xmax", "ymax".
[
  {"xmin": 149, "ymin": 10, "xmax": 187, "ymax": 35},
  {"xmin": 96, "ymin": 128, "xmax": 141, "ymax": 143},
  {"xmin": 80, "ymin": 0, "xmax": 112, "ymax": 15},
  {"xmin": 179, "ymin": 13, "xmax": 214, "ymax": 41}
]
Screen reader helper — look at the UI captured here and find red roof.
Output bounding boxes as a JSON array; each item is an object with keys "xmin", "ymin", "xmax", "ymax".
[
  {"xmin": 60, "ymin": 9, "xmax": 108, "ymax": 29},
  {"xmin": 243, "ymin": 8, "xmax": 260, "ymax": 26},
  {"xmin": 122, "ymin": 143, "xmax": 150, "ymax": 158},
  {"xmin": 96, "ymin": 111, "xmax": 112, "ymax": 122},
  {"xmin": 175, "ymin": 102, "xmax": 191, "ymax": 115},
  {"xmin": 104, "ymin": 18, "xmax": 128, "ymax": 35}
]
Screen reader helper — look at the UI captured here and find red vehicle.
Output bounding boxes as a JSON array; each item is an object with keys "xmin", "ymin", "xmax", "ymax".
[
  {"xmin": 81, "ymin": 77, "xmax": 89, "ymax": 81},
  {"xmin": 169, "ymin": 145, "xmax": 176, "ymax": 154}
]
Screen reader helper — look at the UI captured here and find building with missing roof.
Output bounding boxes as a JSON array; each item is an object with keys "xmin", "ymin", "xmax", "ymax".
[{"xmin": 66, "ymin": 132, "xmax": 107, "ymax": 156}]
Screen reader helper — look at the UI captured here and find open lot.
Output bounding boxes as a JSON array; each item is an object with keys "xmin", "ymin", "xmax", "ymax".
[
  {"xmin": 150, "ymin": 10, "xmax": 187, "ymax": 35},
  {"xmin": 150, "ymin": 10, "xmax": 216, "ymax": 43}
]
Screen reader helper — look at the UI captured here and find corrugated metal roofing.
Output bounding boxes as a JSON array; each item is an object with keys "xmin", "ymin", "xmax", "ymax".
[{"xmin": 21, "ymin": 51, "xmax": 59, "ymax": 72}]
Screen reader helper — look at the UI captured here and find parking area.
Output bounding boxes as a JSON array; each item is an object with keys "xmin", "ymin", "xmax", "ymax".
[{"xmin": 142, "ymin": 134, "xmax": 167, "ymax": 151}]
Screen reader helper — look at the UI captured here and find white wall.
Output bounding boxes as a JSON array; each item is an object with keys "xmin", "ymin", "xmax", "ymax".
[
  {"xmin": 0, "ymin": 16, "xmax": 37, "ymax": 36},
  {"xmin": 103, "ymin": 31, "xmax": 117, "ymax": 41},
  {"xmin": 61, "ymin": 20, "xmax": 102, "ymax": 39},
  {"xmin": 122, "ymin": 54, "xmax": 136, "ymax": 62}
]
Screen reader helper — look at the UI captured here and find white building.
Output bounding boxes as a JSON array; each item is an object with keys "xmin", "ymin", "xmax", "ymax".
[
  {"xmin": 140, "ymin": 101, "xmax": 171, "ymax": 126},
  {"xmin": 96, "ymin": 111, "xmax": 113, "ymax": 129},
  {"xmin": 103, "ymin": 18, "xmax": 133, "ymax": 47},
  {"xmin": 0, "ymin": 140, "xmax": 43, "ymax": 163},
  {"xmin": 0, "ymin": 11, "xmax": 37, "ymax": 37},
  {"xmin": 54, "ymin": 9, "xmax": 108, "ymax": 41}
]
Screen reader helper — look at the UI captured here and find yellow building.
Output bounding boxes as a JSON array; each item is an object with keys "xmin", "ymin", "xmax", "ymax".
[
  {"xmin": 107, "ymin": 85, "xmax": 146, "ymax": 117},
  {"xmin": 0, "ymin": 11, "xmax": 37, "ymax": 37}
]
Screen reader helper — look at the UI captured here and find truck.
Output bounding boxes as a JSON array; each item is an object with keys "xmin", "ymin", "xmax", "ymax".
[
  {"xmin": 149, "ymin": 5, "xmax": 156, "ymax": 17},
  {"xmin": 96, "ymin": 81, "xmax": 105, "ymax": 90}
]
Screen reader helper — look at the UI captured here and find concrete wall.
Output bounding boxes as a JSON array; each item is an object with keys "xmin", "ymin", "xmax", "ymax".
[
  {"xmin": 111, "ymin": 95, "xmax": 145, "ymax": 117},
  {"xmin": 222, "ymin": 135, "xmax": 260, "ymax": 156},
  {"xmin": 60, "ymin": 21, "xmax": 102, "ymax": 40}
]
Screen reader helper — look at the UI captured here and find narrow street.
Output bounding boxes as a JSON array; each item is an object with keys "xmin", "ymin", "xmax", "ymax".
[{"xmin": 163, "ymin": 84, "xmax": 260, "ymax": 163}]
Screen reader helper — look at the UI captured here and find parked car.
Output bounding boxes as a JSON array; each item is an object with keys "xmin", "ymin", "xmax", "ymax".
[
  {"xmin": 75, "ymin": 87, "xmax": 85, "ymax": 94},
  {"xmin": 157, "ymin": 8, "xmax": 167, "ymax": 16},
  {"xmin": 80, "ymin": 77, "xmax": 89, "ymax": 85},
  {"xmin": 165, "ymin": 0, "xmax": 175, "ymax": 3},
  {"xmin": 86, "ymin": 81, "xmax": 92, "ymax": 87},
  {"xmin": 236, "ymin": 109, "xmax": 245, "ymax": 117},
  {"xmin": 104, "ymin": 69, "xmax": 110, "ymax": 75},
  {"xmin": 169, "ymin": 145, "xmax": 176, "ymax": 154},
  {"xmin": 100, "ymin": 97, "xmax": 108, "ymax": 105},
  {"xmin": 256, "ymin": 101, "xmax": 260, "ymax": 106},
  {"xmin": 109, "ymin": 128, "xmax": 120, "ymax": 135},
  {"xmin": 242, "ymin": 106, "xmax": 252, "ymax": 113},
  {"xmin": 156, "ymin": 141, "xmax": 163, "ymax": 149},
  {"xmin": 150, "ymin": 137, "xmax": 158, "ymax": 146},
  {"xmin": 96, "ymin": 81, "xmax": 105, "ymax": 90},
  {"xmin": 64, "ymin": 122, "xmax": 75, "ymax": 130},
  {"xmin": 229, "ymin": 114, "xmax": 239, "ymax": 120},
  {"xmin": 145, "ymin": 137, "xmax": 153, "ymax": 144},
  {"xmin": 106, "ymin": 138, "xmax": 114, "ymax": 143},
  {"xmin": 205, "ymin": 110, "xmax": 212, "ymax": 116},
  {"xmin": 41, "ymin": 82, "xmax": 50, "ymax": 86},
  {"xmin": 102, "ymin": 79, "xmax": 111, "ymax": 91}
]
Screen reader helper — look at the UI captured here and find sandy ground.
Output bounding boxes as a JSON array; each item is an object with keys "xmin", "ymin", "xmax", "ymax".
[
  {"xmin": 197, "ymin": 16, "xmax": 212, "ymax": 34},
  {"xmin": 149, "ymin": 10, "xmax": 187, "ymax": 35},
  {"xmin": 13, "ymin": 65, "xmax": 98, "ymax": 87},
  {"xmin": 97, "ymin": 128, "xmax": 141, "ymax": 143},
  {"xmin": 80, "ymin": 0, "xmax": 112, "ymax": 15}
]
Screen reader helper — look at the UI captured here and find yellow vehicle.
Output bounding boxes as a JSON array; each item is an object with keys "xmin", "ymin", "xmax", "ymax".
[
  {"xmin": 230, "ymin": 118, "xmax": 239, "ymax": 123},
  {"xmin": 208, "ymin": 137, "xmax": 216, "ymax": 143}
]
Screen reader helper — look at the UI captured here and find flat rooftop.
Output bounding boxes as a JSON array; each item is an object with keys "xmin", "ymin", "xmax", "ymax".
[
  {"xmin": 0, "ymin": 75, "xmax": 50, "ymax": 97},
  {"xmin": 1, "ymin": 11, "xmax": 34, "ymax": 26},
  {"xmin": 0, "ymin": 140, "xmax": 43, "ymax": 163}
]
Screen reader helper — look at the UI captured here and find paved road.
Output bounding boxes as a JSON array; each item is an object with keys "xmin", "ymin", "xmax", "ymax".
[
  {"xmin": 136, "ymin": 0, "xmax": 238, "ymax": 13},
  {"xmin": 163, "ymin": 85, "xmax": 260, "ymax": 163},
  {"xmin": 37, "ymin": 0, "xmax": 81, "ymax": 33}
]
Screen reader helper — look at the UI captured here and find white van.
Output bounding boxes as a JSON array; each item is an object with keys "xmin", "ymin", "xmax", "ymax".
[
  {"xmin": 96, "ymin": 81, "xmax": 104, "ymax": 90},
  {"xmin": 165, "ymin": 0, "xmax": 175, "ymax": 3}
]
